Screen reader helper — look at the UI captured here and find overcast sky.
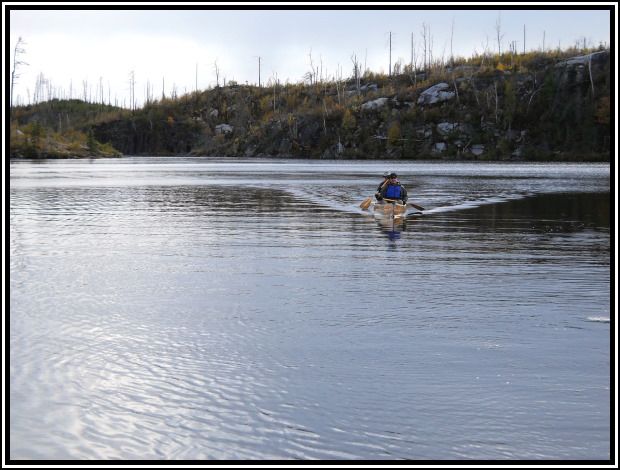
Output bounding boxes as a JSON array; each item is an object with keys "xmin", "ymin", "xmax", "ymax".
[{"xmin": 8, "ymin": 7, "xmax": 612, "ymax": 107}]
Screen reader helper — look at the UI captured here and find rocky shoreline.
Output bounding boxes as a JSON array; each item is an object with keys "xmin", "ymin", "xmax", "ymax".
[{"xmin": 11, "ymin": 50, "xmax": 610, "ymax": 162}]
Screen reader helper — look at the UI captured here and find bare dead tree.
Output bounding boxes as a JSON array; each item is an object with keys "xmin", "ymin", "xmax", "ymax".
[
  {"xmin": 340, "ymin": 64, "xmax": 346, "ymax": 105},
  {"xmin": 129, "ymin": 71, "xmax": 135, "ymax": 110},
  {"xmin": 428, "ymin": 25, "xmax": 434, "ymax": 71},
  {"xmin": 307, "ymin": 49, "xmax": 316, "ymax": 86},
  {"xmin": 45, "ymin": 78, "xmax": 52, "ymax": 102},
  {"xmin": 523, "ymin": 24, "xmax": 526, "ymax": 54},
  {"xmin": 495, "ymin": 12, "xmax": 504, "ymax": 57},
  {"xmin": 145, "ymin": 80, "xmax": 152, "ymax": 106},
  {"xmin": 33, "ymin": 73, "xmax": 41, "ymax": 103},
  {"xmin": 409, "ymin": 33, "xmax": 419, "ymax": 86},
  {"xmin": 421, "ymin": 23, "xmax": 435, "ymax": 74},
  {"xmin": 389, "ymin": 31, "xmax": 392, "ymax": 77},
  {"xmin": 335, "ymin": 64, "xmax": 342, "ymax": 105},
  {"xmin": 410, "ymin": 32, "xmax": 414, "ymax": 69},
  {"xmin": 272, "ymin": 72, "xmax": 278, "ymax": 114},
  {"xmin": 450, "ymin": 18, "xmax": 455, "ymax": 67},
  {"xmin": 421, "ymin": 23, "xmax": 428, "ymax": 72},
  {"xmin": 11, "ymin": 37, "xmax": 28, "ymax": 116},
  {"xmin": 439, "ymin": 42, "xmax": 447, "ymax": 73},
  {"xmin": 40, "ymin": 74, "xmax": 47, "ymax": 103},
  {"xmin": 145, "ymin": 81, "xmax": 150, "ymax": 108},
  {"xmin": 480, "ymin": 36, "xmax": 490, "ymax": 68},
  {"xmin": 351, "ymin": 53, "xmax": 361, "ymax": 94}
]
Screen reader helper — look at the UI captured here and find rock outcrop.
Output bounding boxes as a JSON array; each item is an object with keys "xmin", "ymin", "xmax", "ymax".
[
  {"xmin": 215, "ymin": 124, "xmax": 233, "ymax": 135},
  {"xmin": 361, "ymin": 97, "xmax": 389, "ymax": 111},
  {"xmin": 417, "ymin": 83, "xmax": 456, "ymax": 106}
]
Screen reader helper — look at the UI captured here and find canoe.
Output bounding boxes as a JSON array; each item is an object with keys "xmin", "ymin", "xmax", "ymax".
[{"xmin": 373, "ymin": 200, "xmax": 407, "ymax": 218}]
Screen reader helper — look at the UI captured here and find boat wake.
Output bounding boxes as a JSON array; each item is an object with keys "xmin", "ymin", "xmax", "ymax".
[
  {"xmin": 586, "ymin": 316, "xmax": 610, "ymax": 323},
  {"xmin": 284, "ymin": 186, "xmax": 371, "ymax": 215},
  {"xmin": 422, "ymin": 194, "xmax": 530, "ymax": 215},
  {"xmin": 282, "ymin": 186, "xmax": 531, "ymax": 218}
]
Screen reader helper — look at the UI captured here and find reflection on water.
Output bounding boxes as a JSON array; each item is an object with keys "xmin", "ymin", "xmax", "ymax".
[
  {"xmin": 10, "ymin": 158, "xmax": 610, "ymax": 461},
  {"xmin": 373, "ymin": 213, "xmax": 406, "ymax": 241}
]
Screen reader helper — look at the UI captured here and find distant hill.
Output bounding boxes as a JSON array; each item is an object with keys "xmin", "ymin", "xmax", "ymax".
[
  {"xmin": 10, "ymin": 48, "xmax": 610, "ymax": 161},
  {"xmin": 10, "ymin": 100, "xmax": 123, "ymax": 158}
]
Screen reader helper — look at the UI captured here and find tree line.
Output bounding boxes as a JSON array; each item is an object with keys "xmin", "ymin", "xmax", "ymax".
[
  {"xmin": 9, "ymin": 27, "xmax": 610, "ymax": 161},
  {"xmin": 10, "ymin": 14, "xmax": 609, "ymax": 113}
]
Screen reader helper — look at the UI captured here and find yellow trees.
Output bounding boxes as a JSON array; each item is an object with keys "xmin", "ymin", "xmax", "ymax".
[{"xmin": 342, "ymin": 108, "xmax": 356, "ymax": 130}]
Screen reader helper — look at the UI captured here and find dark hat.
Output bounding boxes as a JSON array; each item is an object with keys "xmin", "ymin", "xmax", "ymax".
[{"xmin": 389, "ymin": 172, "xmax": 398, "ymax": 178}]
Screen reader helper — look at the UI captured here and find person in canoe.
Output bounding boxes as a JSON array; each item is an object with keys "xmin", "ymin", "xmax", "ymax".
[
  {"xmin": 380, "ymin": 172, "xmax": 408, "ymax": 205},
  {"xmin": 375, "ymin": 171, "xmax": 390, "ymax": 201}
]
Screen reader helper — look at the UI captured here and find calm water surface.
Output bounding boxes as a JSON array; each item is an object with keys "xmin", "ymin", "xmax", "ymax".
[{"xmin": 9, "ymin": 158, "xmax": 611, "ymax": 460}]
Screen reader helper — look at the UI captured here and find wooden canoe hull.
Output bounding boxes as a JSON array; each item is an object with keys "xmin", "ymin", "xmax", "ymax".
[{"xmin": 373, "ymin": 201, "xmax": 407, "ymax": 218}]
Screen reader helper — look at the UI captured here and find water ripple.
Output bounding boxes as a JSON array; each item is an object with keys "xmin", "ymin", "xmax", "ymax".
[{"xmin": 10, "ymin": 159, "xmax": 610, "ymax": 460}]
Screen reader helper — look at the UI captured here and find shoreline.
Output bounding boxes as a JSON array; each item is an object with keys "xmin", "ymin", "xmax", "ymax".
[
  {"xmin": 9, "ymin": 152, "xmax": 611, "ymax": 163},
  {"xmin": 9, "ymin": 153, "xmax": 612, "ymax": 165}
]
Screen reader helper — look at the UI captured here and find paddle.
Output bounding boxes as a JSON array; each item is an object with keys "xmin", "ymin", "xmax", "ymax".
[
  {"xmin": 360, "ymin": 196, "xmax": 373, "ymax": 210},
  {"xmin": 361, "ymin": 177, "xmax": 391, "ymax": 210},
  {"xmin": 384, "ymin": 198, "xmax": 425, "ymax": 211},
  {"xmin": 408, "ymin": 202, "xmax": 426, "ymax": 211}
]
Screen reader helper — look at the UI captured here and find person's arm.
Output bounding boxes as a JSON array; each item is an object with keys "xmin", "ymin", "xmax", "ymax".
[{"xmin": 401, "ymin": 186, "xmax": 408, "ymax": 203}]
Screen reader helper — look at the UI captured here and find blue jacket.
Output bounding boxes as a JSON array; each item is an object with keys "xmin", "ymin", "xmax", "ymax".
[{"xmin": 381, "ymin": 182, "xmax": 407, "ymax": 202}]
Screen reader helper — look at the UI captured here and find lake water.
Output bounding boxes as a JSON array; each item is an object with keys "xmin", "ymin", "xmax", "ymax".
[{"xmin": 9, "ymin": 157, "xmax": 611, "ymax": 461}]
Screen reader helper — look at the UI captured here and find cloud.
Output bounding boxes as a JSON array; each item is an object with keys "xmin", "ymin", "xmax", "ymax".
[{"xmin": 11, "ymin": 30, "xmax": 221, "ymax": 103}]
